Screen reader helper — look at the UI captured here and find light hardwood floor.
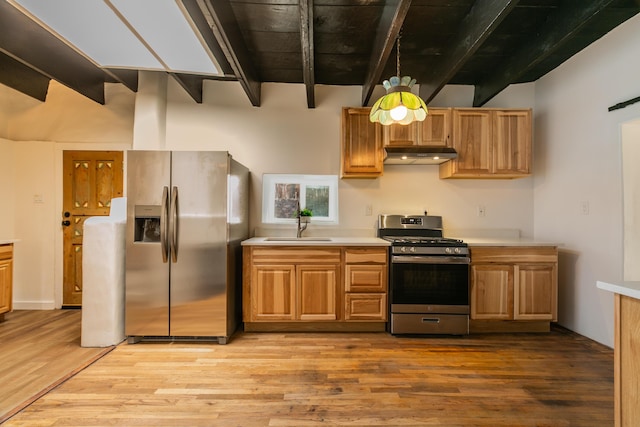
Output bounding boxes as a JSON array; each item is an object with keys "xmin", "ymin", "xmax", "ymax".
[
  {"xmin": 0, "ymin": 310, "xmax": 113, "ymax": 423},
  {"xmin": 3, "ymin": 311, "xmax": 613, "ymax": 426}
]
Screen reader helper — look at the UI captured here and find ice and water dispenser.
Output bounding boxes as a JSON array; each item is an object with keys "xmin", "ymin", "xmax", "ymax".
[{"xmin": 133, "ymin": 205, "xmax": 162, "ymax": 242}]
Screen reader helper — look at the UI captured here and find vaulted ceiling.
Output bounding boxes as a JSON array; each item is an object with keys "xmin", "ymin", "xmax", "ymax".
[{"xmin": 1, "ymin": 0, "xmax": 639, "ymax": 109}]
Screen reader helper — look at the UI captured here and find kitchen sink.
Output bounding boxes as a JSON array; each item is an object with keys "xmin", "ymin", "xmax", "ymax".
[{"xmin": 264, "ymin": 237, "xmax": 332, "ymax": 242}]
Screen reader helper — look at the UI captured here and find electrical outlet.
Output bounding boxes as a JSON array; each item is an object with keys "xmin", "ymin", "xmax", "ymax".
[
  {"xmin": 365, "ymin": 204, "xmax": 373, "ymax": 216},
  {"xmin": 580, "ymin": 201, "xmax": 590, "ymax": 215},
  {"xmin": 477, "ymin": 205, "xmax": 486, "ymax": 217}
]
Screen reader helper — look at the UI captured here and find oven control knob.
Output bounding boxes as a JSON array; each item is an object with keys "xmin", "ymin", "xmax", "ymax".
[
  {"xmin": 454, "ymin": 247, "xmax": 461, "ymax": 254},
  {"xmin": 410, "ymin": 247, "xmax": 416, "ymax": 253},
  {"xmin": 445, "ymin": 247, "xmax": 452, "ymax": 254}
]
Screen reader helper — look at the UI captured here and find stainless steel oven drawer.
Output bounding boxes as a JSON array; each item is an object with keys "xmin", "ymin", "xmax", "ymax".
[{"xmin": 390, "ymin": 313, "xmax": 469, "ymax": 335}]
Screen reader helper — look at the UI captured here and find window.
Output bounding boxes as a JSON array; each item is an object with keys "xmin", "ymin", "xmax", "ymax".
[{"xmin": 262, "ymin": 174, "xmax": 339, "ymax": 224}]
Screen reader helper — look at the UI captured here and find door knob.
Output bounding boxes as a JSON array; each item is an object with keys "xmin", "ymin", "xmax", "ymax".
[
  {"xmin": 62, "ymin": 220, "xmax": 71, "ymax": 226},
  {"xmin": 63, "ymin": 211, "xmax": 71, "ymax": 217}
]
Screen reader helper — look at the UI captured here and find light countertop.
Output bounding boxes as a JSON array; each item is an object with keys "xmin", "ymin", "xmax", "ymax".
[
  {"xmin": 458, "ymin": 237, "xmax": 560, "ymax": 247},
  {"xmin": 242, "ymin": 237, "xmax": 390, "ymax": 246},
  {"xmin": 0, "ymin": 239, "xmax": 18, "ymax": 245},
  {"xmin": 597, "ymin": 280, "xmax": 640, "ymax": 300}
]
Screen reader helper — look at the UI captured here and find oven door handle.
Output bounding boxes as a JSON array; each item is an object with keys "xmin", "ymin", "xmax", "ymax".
[{"xmin": 391, "ymin": 255, "xmax": 471, "ymax": 264}]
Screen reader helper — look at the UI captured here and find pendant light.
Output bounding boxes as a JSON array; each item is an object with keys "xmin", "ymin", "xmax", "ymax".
[{"xmin": 369, "ymin": 33, "xmax": 428, "ymax": 126}]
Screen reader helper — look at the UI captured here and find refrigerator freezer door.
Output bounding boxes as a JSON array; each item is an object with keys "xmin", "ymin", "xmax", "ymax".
[
  {"xmin": 169, "ymin": 151, "xmax": 229, "ymax": 336},
  {"xmin": 125, "ymin": 150, "xmax": 171, "ymax": 336}
]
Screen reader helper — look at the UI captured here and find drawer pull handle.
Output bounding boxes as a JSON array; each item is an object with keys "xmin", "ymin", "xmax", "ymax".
[{"xmin": 421, "ymin": 318, "xmax": 440, "ymax": 324}]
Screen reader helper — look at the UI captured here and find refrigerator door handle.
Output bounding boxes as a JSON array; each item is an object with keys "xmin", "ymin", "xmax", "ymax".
[
  {"xmin": 170, "ymin": 186, "xmax": 179, "ymax": 263},
  {"xmin": 160, "ymin": 186, "xmax": 169, "ymax": 263}
]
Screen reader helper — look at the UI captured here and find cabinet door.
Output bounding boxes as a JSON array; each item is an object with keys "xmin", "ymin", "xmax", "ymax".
[
  {"xmin": 0, "ymin": 245, "xmax": 12, "ymax": 315},
  {"xmin": 514, "ymin": 264, "xmax": 556, "ymax": 320},
  {"xmin": 493, "ymin": 110, "xmax": 531, "ymax": 175},
  {"xmin": 447, "ymin": 109, "xmax": 492, "ymax": 176},
  {"xmin": 471, "ymin": 264, "xmax": 513, "ymax": 320},
  {"xmin": 251, "ymin": 265, "xmax": 296, "ymax": 321},
  {"xmin": 417, "ymin": 108, "xmax": 451, "ymax": 147},
  {"xmin": 341, "ymin": 107, "xmax": 384, "ymax": 178},
  {"xmin": 297, "ymin": 265, "xmax": 339, "ymax": 321},
  {"xmin": 345, "ymin": 293, "xmax": 387, "ymax": 320},
  {"xmin": 383, "ymin": 122, "xmax": 419, "ymax": 146}
]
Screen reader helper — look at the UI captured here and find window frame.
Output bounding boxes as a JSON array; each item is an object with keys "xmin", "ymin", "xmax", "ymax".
[{"xmin": 262, "ymin": 174, "xmax": 339, "ymax": 224}]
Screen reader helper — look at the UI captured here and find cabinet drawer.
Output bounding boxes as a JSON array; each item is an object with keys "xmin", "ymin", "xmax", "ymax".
[
  {"xmin": 344, "ymin": 248, "xmax": 387, "ymax": 264},
  {"xmin": 345, "ymin": 293, "xmax": 387, "ymax": 320},
  {"xmin": 470, "ymin": 246, "xmax": 557, "ymax": 263},
  {"xmin": 345, "ymin": 264, "xmax": 386, "ymax": 292},
  {"xmin": 251, "ymin": 247, "xmax": 341, "ymax": 264}
]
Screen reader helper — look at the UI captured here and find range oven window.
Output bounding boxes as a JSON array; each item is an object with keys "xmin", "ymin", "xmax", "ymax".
[{"xmin": 390, "ymin": 261, "xmax": 469, "ymax": 306}]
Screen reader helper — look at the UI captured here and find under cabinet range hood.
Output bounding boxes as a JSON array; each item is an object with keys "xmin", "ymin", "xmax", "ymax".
[{"xmin": 383, "ymin": 146, "xmax": 457, "ymax": 165}]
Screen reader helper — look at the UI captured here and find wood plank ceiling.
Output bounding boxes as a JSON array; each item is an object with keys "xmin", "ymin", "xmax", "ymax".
[{"xmin": 1, "ymin": 0, "xmax": 639, "ymax": 108}]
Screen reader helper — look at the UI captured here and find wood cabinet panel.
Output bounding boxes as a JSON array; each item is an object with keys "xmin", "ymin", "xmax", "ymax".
[
  {"xmin": 341, "ymin": 107, "xmax": 384, "ymax": 178},
  {"xmin": 616, "ymin": 294, "xmax": 640, "ymax": 427},
  {"xmin": 297, "ymin": 265, "xmax": 339, "ymax": 321},
  {"xmin": 345, "ymin": 264, "xmax": 386, "ymax": 292},
  {"xmin": 440, "ymin": 108, "xmax": 532, "ymax": 179},
  {"xmin": 514, "ymin": 264, "xmax": 556, "ymax": 320},
  {"xmin": 470, "ymin": 246, "xmax": 558, "ymax": 330},
  {"xmin": 471, "ymin": 264, "xmax": 513, "ymax": 320},
  {"xmin": 382, "ymin": 108, "xmax": 451, "ymax": 147},
  {"xmin": 345, "ymin": 293, "xmax": 387, "ymax": 320},
  {"xmin": 0, "ymin": 244, "xmax": 13, "ymax": 318},
  {"xmin": 244, "ymin": 245, "xmax": 388, "ymax": 328},
  {"xmin": 251, "ymin": 265, "xmax": 295, "ymax": 321},
  {"xmin": 493, "ymin": 110, "xmax": 531, "ymax": 175},
  {"xmin": 417, "ymin": 108, "xmax": 451, "ymax": 147},
  {"xmin": 383, "ymin": 122, "xmax": 418, "ymax": 146}
]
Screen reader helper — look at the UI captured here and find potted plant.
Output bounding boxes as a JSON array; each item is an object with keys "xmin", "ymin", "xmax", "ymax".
[{"xmin": 298, "ymin": 208, "xmax": 313, "ymax": 223}]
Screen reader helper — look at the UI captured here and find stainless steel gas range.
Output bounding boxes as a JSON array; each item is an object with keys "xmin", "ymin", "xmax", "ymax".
[{"xmin": 378, "ymin": 214, "xmax": 470, "ymax": 335}]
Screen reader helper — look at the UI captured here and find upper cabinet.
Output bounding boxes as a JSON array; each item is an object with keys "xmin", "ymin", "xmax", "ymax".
[
  {"xmin": 439, "ymin": 108, "xmax": 532, "ymax": 179},
  {"xmin": 341, "ymin": 107, "xmax": 384, "ymax": 178},
  {"xmin": 340, "ymin": 106, "xmax": 532, "ymax": 179},
  {"xmin": 383, "ymin": 108, "xmax": 451, "ymax": 147}
]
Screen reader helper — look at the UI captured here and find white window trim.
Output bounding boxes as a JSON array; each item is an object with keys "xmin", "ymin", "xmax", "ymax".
[{"xmin": 262, "ymin": 174, "xmax": 339, "ymax": 224}]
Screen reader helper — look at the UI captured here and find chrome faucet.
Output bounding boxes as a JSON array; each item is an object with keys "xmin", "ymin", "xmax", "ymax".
[{"xmin": 296, "ymin": 200, "xmax": 308, "ymax": 238}]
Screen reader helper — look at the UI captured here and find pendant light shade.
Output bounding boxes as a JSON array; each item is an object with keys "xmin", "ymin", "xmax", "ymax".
[
  {"xmin": 369, "ymin": 34, "xmax": 428, "ymax": 126},
  {"xmin": 369, "ymin": 76, "xmax": 428, "ymax": 125}
]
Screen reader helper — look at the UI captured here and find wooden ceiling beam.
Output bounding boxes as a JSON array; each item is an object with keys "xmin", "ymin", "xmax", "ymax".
[
  {"xmin": 196, "ymin": 0, "xmax": 261, "ymax": 107},
  {"xmin": 419, "ymin": 0, "xmax": 518, "ymax": 104},
  {"xmin": 170, "ymin": 73, "xmax": 204, "ymax": 103},
  {"xmin": 0, "ymin": 52, "xmax": 49, "ymax": 101},
  {"xmin": 0, "ymin": 1, "xmax": 107, "ymax": 104},
  {"xmin": 361, "ymin": 0, "xmax": 412, "ymax": 107},
  {"xmin": 473, "ymin": 0, "xmax": 617, "ymax": 106},
  {"xmin": 300, "ymin": 0, "xmax": 315, "ymax": 108}
]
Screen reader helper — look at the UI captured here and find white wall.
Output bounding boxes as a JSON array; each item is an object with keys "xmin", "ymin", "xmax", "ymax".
[
  {"xmin": 534, "ymin": 12, "xmax": 640, "ymax": 346},
  {"xmin": 0, "ymin": 83, "xmax": 134, "ymax": 308}
]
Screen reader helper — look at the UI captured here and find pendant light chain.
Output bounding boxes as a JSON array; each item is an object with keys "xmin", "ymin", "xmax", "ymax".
[{"xmin": 396, "ymin": 34, "xmax": 401, "ymax": 77}]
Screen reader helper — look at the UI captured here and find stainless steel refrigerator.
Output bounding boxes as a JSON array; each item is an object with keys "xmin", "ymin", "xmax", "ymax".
[{"xmin": 125, "ymin": 151, "xmax": 249, "ymax": 344}]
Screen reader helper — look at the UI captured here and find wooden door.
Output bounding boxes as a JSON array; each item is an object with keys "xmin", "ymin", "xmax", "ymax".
[
  {"xmin": 514, "ymin": 263, "xmax": 556, "ymax": 320},
  {"xmin": 383, "ymin": 122, "xmax": 418, "ymax": 146},
  {"xmin": 62, "ymin": 151, "xmax": 123, "ymax": 306},
  {"xmin": 470, "ymin": 264, "xmax": 514, "ymax": 320},
  {"xmin": 450, "ymin": 109, "xmax": 492, "ymax": 175},
  {"xmin": 341, "ymin": 107, "xmax": 384, "ymax": 178},
  {"xmin": 251, "ymin": 265, "xmax": 296, "ymax": 321},
  {"xmin": 417, "ymin": 108, "xmax": 451, "ymax": 146},
  {"xmin": 0, "ymin": 245, "xmax": 13, "ymax": 317},
  {"xmin": 297, "ymin": 264, "xmax": 339, "ymax": 321},
  {"xmin": 493, "ymin": 109, "xmax": 531, "ymax": 175}
]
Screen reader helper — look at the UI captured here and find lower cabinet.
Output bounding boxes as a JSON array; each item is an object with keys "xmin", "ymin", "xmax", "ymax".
[
  {"xmin": 0, "ymin": 244, "xmax": 14, "ymax": 321},
  {"xmin": 470, "ymin": 246, "xmax": 557, "ymax": 332},
  {"xmin": 244, "ymin": 245, "xmax": 388, "ymax": 331}
]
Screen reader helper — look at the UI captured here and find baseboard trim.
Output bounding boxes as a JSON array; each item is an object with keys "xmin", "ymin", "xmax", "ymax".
[{"xmin": 12, "ymin": 301, "xmax": 56, "ymax": 310}]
